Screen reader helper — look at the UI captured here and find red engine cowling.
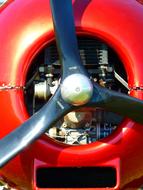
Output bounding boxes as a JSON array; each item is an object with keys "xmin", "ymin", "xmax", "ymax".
[{"xmin": 0, "ymin": 0, "xmax": 143, "ymax": 189}]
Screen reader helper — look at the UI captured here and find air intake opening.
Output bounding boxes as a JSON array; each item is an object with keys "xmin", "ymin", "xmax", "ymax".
[
  {"xmin": 36, "ymin": 167, "xmax": 117, "ymax": 188},
  {"xmin": 25, "ymin": 36, "xmax": 128, "ymax": 145}
]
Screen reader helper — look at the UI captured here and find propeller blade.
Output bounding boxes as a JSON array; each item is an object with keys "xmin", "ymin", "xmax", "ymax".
[
  {"xmin": 88, "ymin": 83, "xmax": 143, "ymax": 124},
  {"xmin": 0, "ymin": 0, "xmax": 82, "ymax": 168},
  {"xmin": 0, "ymin": 89, "xmax": 72, "ymax": 168},
  {"xmin": 50, "ymin": 0, "xmax": 87, "ymax": 77}
]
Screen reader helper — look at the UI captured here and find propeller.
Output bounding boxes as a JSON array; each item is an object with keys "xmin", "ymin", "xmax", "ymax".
[
  {"xmin": 88, "ymin": 83, "xmax": 143, "ymax": 124},
  {"xmin": 0, "ymin": 0, "xmax": 143, "ymax": 168},
  {"xmin": 0, "ymin": 89, "xmax": 73, "ymax": 167},
  {"xmin": 50, "ymin": 0, "xmax": 87, "ymax": 78}
]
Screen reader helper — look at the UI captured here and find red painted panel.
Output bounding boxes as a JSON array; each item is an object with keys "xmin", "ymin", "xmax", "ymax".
[{"xmin": 0, "ymin": 0, "xmax": 143, "ymax": 189}]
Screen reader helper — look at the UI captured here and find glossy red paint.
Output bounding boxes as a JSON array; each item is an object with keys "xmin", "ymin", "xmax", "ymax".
[{"xmin": 0, "ymin": 0, "xmax": 143, "ymax": 189}]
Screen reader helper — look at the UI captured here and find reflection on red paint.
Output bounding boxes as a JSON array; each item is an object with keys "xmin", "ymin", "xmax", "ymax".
[{"xmin": 136, "ymin": 0, "xmax": 143, "ymax": 5}]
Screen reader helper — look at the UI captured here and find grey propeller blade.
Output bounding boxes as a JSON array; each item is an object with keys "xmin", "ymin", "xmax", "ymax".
[
  {"xmin": 0, "ymin": 0, "xmax": 79, "ymax": 168},
  {"xmin": 88, "ymin": 83, "xmax": 143, "ymax": 124},
  {"xmin": 0, "ymin": 89, "xmax": 72, "ymax": 167},
  {"xmin": 50, "ymin": 0, "xmax": 87, "ymax": 77}
]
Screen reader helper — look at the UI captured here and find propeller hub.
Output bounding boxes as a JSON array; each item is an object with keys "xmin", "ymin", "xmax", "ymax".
[{"xmin": 61, "ymin": 74, "xmax": 93, "ymax": 106}]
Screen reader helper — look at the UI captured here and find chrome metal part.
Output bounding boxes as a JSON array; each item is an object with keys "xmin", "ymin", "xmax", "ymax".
[
  {"xmin": 25, "ymin": 36, "xmax": 127, "ymax": 145},
  {"xmin": 0, "ymin": 0, "xmax": 7, "ymax": 7},
  {"xmin": 114, "ymin": 71, "xmax": 129, "ymax": 90},
  {"xmin": 130, "ymin": 86, "xmax": 143, "ymax": 91},
  {"xmin": 0, "ymin": 84, "xmax": 24, "ymax": 91},
  {"xmin": 46, "ymin": 112, "xmax": 118, "ymax": 145},
  {"xmin": 64, "ymin": 111, "xmax": 92, "ymax": 128},
  {"xmin": 34, "ymin": 80, "xmax": 59, "ymax": 100},
  {"xmin": 61, "ymin": 74, "xmax": 93, "ymax": 106},
  {"xmin": 34, "ymin": 81, "xmax": 51, "ymax": 100}
]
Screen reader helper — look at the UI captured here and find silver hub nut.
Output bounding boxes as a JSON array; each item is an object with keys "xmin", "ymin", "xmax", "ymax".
[{"xmin": 61, "ymin": 74, "xmax": 93, "ymax": 106}]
